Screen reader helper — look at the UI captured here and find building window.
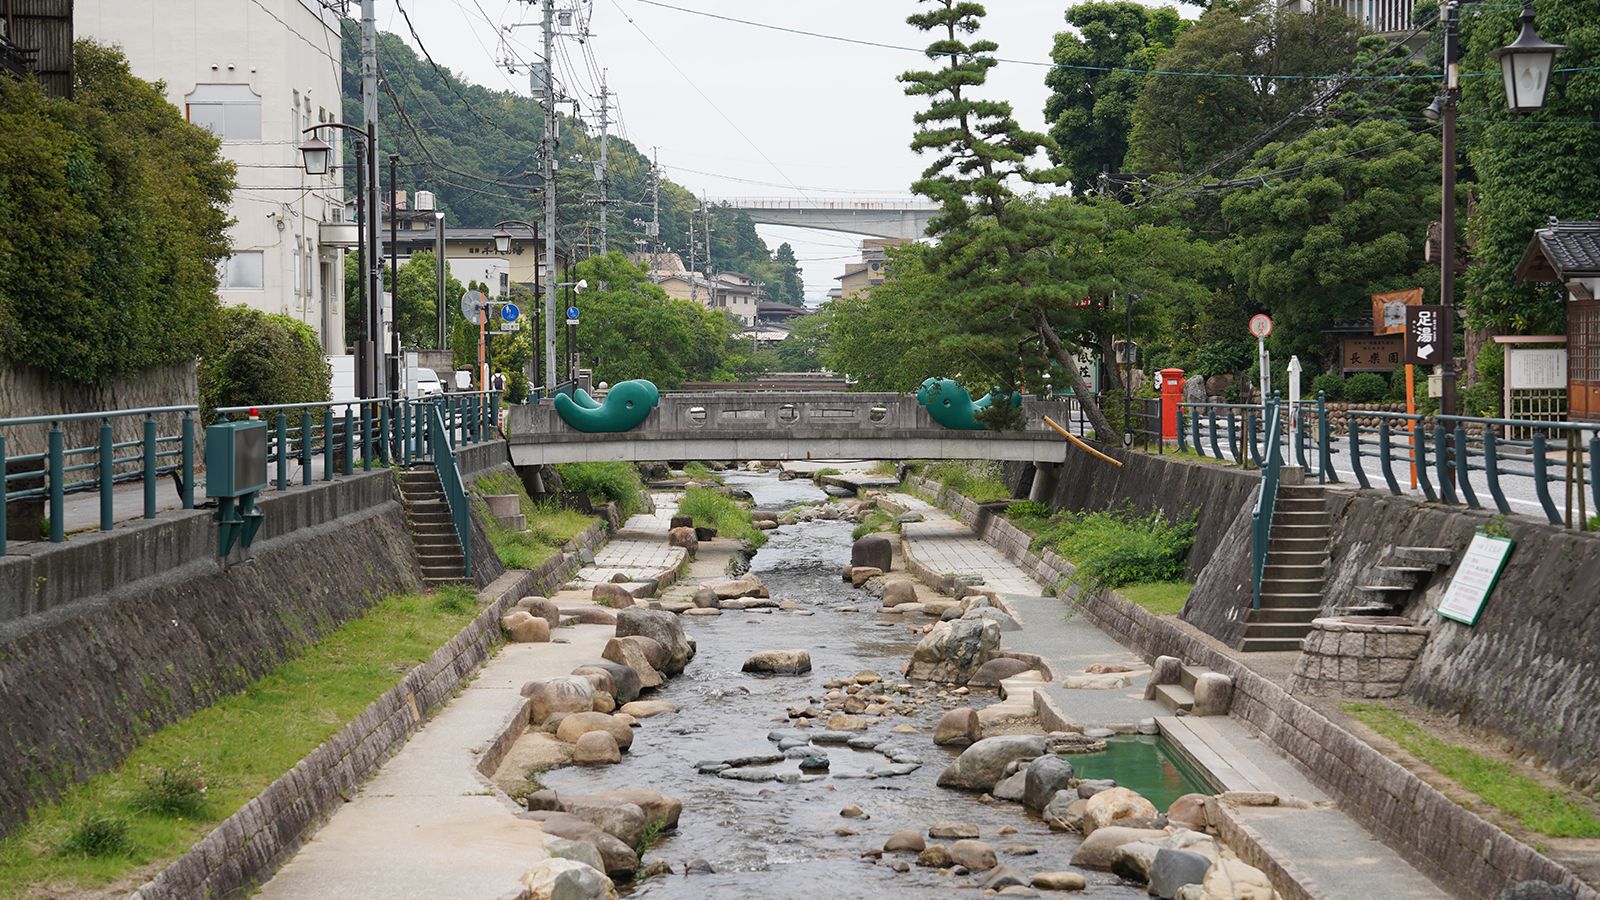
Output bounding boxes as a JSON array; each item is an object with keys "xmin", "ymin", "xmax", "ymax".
[
  {"xmin": 219, "ymin": 251, "xmax": 265, "ymax": 290},
  {"xmin": 186, "ymin": 84, "xmax": 262, "ymax": 141},
  {"xmin": 293, "ymin": 244, "xmax": 302, "ymax": 297}
]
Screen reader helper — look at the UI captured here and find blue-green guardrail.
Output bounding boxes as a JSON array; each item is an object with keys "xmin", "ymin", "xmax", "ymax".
[
  {"xmin": 426, "ymin": 399, "xmax": 472, "ymax": 576},
  {"xmin": 1251, "ymin": 396, "xmax": 1284, "ymax": 610}
]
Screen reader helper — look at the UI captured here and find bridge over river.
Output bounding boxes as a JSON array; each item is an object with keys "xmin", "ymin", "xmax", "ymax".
[{"xmin": 506, "ymin": 391, "xmax": 1072, "ymax": 466}]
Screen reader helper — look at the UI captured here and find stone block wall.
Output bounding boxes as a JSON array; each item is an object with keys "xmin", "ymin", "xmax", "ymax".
[
  {"xmin": 1290, "ymin": 618, "xmax": 1428, "ymax": 699},
  {"xmin": 0, "ymin": 362, "xmax": 197, "ymax": 458}
]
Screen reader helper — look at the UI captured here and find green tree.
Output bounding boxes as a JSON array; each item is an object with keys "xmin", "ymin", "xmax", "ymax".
[
  {"xmin": 198, "ymin": 307, "xmax": 331, "ymax": 415},
  {"xmin": 1126, "ymin": 0, "xmax": 1360, "ymax": 176},
  {"xmin": 563, "ymin": 252, "xmax": 734, "ymax": 388},
  {"xmin": 773, "ymin": 311, "xmax": 827, "ymax": 371},
  {"xmin": 0, "ymin": 41, "xmax": 235, "ymax": 384},
  {"xmin": 823, "ymin": 247, "xmax": 952, "ymax": 389},
  {"xmin": 1460, "ymin": 0, "xmax": 1600, "ymax": 333},
  {"xmin": 770, "ymin": 243, "xmax": 805, "ymax": 305},
  {"xmin": 1044, "ymin": 2, "xmax": 1187, "ymax": 193},
  {"xmin": 1220, "ymin": 119, "xmax": 1441, "ymax": 365}
]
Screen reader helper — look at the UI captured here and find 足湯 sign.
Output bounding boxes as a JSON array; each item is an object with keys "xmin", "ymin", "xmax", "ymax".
[
  {"xmin": 1406, "ymin": 305, "xmax": 1450, "ymax": 366},
  {"xmin": 1436, "ymin": 533, "xmax": 1514, "ymax": 625}
]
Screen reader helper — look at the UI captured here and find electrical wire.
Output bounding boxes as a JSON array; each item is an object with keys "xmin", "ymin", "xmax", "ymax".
[{"xmin": 394, "ymin": 0, "xmax": 521, "ymax": 138}]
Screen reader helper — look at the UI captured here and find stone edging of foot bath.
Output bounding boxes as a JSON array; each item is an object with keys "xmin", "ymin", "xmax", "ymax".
[
  {"xmin": 909, "ymin": 475, "xmax": 1597, "ymax": 900},
  {"xmin": 130, "ymin": 521, "xmax": 613, "ymax": 900}
]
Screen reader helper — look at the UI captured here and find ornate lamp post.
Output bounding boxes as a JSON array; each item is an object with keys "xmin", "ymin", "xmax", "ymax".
[
  {"xmin": 300, "ymin": 124, "xmax": 379, "ymax": 400},
  {"xmin": 1491, "ymin": 3, "xmax": 1566, "ymax": 114}
]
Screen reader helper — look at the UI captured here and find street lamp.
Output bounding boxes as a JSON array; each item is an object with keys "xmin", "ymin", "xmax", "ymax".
[
  {"xmin": 1491, "ymin": 3, "xmax": 1566, "ymax": 113},
  {"xmin": 493, "ymin": 220, "xmax": 540, "ymax": 398},
  {"xmin": 300, "ymin": 123, "xmax": 380, "ymax": 401},
  {"xmin": 558, "ymin": 279, "xmax": 589, "ymax": 386}
]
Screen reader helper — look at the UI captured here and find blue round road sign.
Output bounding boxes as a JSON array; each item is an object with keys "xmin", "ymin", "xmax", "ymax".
[
  {"xmin": 501, "ymin": 302, "xmax": 520, "ymax": 322},
  {"xmin": 565, "ymin": 305, "xmax": 580, "ymax": 321}
]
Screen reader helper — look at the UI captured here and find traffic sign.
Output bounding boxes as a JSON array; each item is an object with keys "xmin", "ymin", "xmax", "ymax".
[
  {"xmin": 501, "ymin": 302, "xmax": 520, "ymax": 323},
  {"xmin": 1248, "ymin": 314, "xmax": 1273, "ymax": 339},
  {"xmin": 1406, "ymin": 305, "xmax": 1450, "ymax": 366},
  {"xmin": 566, "ymin": 305, "xmax": 580, "ymax": 321},
  {"xmin": 459, "ymin": 290, "xmax": 486, "ymax": 321}
]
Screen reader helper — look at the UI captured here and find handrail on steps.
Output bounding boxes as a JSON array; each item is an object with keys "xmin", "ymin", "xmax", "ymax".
[
  {"xmin": 426, "ymin": 402, "xmax": 472, "ymax": 577},
  {"xmin": 1251, "ymin": 395, "xmax": 1284, "ymax": 611}
]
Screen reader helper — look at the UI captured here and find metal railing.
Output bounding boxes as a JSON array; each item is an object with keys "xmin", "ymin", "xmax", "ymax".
[
  {"xmin": 1251, "ymin": 397, "xmax": 1285, "ymax": 610},
  {"xmin": 426, "ymin": 400, "xmax": 472, "ymax": 576},
  {"xmin": 1176, "ymin": 394, "xmax": 1340, "ymax": 484},
  {"xmin": 0, "ymin": 405, "xmax": 197, "ymax": 555},
  {"xmin": 1, "ymin": 392, "xmax": 501, "ymax": 557}
]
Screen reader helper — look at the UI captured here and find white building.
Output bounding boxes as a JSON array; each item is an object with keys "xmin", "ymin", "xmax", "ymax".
[
  {"xmin": 1280, "ymin": 0, "xmax": 1416, "ymax": 37},
  {"xmin": 76, "ymin": 0, "xmax": 351, "ymax": 353}
]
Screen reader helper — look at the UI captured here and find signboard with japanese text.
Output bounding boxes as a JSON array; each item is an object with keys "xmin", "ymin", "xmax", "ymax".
[
  {"xmin": 1340, "ymin": 335, "xmax": 1403, "ymax": 372},
  {"xmin": 1372, "ymin": 288, "xmax": 1423, "ymax": 336},
  {"xmin": 1437, "ymin": 534, "xmax": 1514, "ymax": 626},
  {"xmin": 1407, "ymin": 305, "xmax": 1451, "ymax": 366},
  {"xmin": 1507, "ymin": 347, "xmax": 1567, "ymax": 390}
]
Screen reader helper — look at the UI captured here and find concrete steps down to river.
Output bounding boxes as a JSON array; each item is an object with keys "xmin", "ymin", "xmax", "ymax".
[
  {"xmin": 397, "ymin": 469, "xmax": 469, "ymax": 587},
  {"xmin": 1239, "ymin": 480, "xmax": 1330, "ymax": 653}
]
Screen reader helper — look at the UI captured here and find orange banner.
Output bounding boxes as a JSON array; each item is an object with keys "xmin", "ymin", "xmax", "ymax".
[{"xmin": 1372, "ymin": 288, "xmax": 1423, "ymax": 336}]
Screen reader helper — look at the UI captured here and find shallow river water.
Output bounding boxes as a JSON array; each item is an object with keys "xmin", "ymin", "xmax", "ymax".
[{"xmin": 542, "ymin": 472, "xmax": 1146, "ymax": 899}]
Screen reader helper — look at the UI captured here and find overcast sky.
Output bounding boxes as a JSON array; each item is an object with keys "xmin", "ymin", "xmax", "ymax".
[{"xmin": 388, "ymin": 1, "xmax": 1189, "ymax": 302}]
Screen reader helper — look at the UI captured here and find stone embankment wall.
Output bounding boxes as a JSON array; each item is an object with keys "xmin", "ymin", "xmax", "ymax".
[
  {"xmin": 131, "ymin": 519, "xmax": 610, "ymax": 899},
  {"xmin": 918, "ymin": 476, "xmax": 1597, "ymax": 900},
  {"xmin": 0, "ymin": 362, "xmax": 197, "ymax": 458},
  {"xmin": 0, "ymin": 441, "xmax": 514, "ymax": 839}
]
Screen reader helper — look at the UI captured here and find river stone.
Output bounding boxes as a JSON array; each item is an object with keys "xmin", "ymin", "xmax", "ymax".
[
  {"xmin": 929, "ymin": 821, "xmax": 979, "ymax": 839},
  {"xmin": 560, "ymin": 795, "xmax": 647, "ymax": 848},
  {"xmin": 570, "ymin": 666, "xmax": 615, "ymax": 698},
  {"xmin": 591, "ymin": 583, "xmax": 634, "ymax": 607},
  {"xmin": 933, "ymin": 707, "xmax": 982, "ymax": 746},
  {"xmin": 571, "ymin": 730, "xmax": 621, "ymax": 766},
  {"xmin": 881, "ymin": 580, "xmax": 918, "ymax": 607},
  {"xmin": 593, "ymin": 788, "xmax": 682, "ymax": 831},
  {"xmin": 915, "ymin": 844, "xmax": 953, "ymax": 868},
  {"xmin": 692, "ymin": 586, "xmax": 721, "ymax": 608},
  {"xmin": 851, "ymin": 534, "xmax": 893, "ymax": 570},
  {"xmin": 615, "ymin": 608, "xmax": 694, "ymax": 675},
  {"xmin": 1167, "ymin": 793, "xmax": 1209, "ymax": 831},
  {"xmin": 850, "ymin": 566, "xmax": 884, "ymax": 587},
  {"xmin": 543, "ymin": 836, "xmax": 608, "ymax": 876},
  {"xmin": 1020, "ymin": 755, "xmax": 1074, "ymax": 812},
  {"xmin": 883, "ymin": 830, "xmax": 925, "ymax": 853},
  {"xmin": 742, "ymin": 649, "xmax": 813, "ymax": 675},
  {"xmin": 961, "ymin": 606, "xmax": 1021, "ymax": 632},
  {"xmin": 1192, "ymin": 672, "xmax": 1233, "ymax": 717},
  {"xmin": 501, "ymin": 611, "xmax": 552, "ymax": 643},
  {"xmin": 561, "ymin": 607, "xmax": 618, "ymax": 626},
  {"xmin": 1084, "ymin": 787, "xmax": 1158, "ymax": 834},
  {"xmin": 602, "ymin": 637, "xmax": 664, "ymax": 688},
  {"xmin": 519, "ymin": 857, "xmax": 613, "ymax": 900},
  {"xmin": 667, "ymin": 526, "xmax": 698, "ymax": 557},
  {"xmin": 1069, "ymin": 826, "xmax": 1168, "ymax": 869},
  {"xmin": 799, "ymin": 755, "xmax": 830, "ymax": 772},
  {"xmin": 1032, "ymin": 871, "xmax": 1087, "ymax": 891},
  {"xmin": 709, "ymin": 576, "xmax": 766, "ymax": 599},
  {"xmin": 937, "ymin": 735, "xmax": 1046, "ymax": 792},
  {"xmin": 968, "ymin": 657, "xmax": 1034, "ymax": 689},
  {"xmin": 719, "ymin": 768, "xmax": 777, "ymax": 783},
  {"xmin": 1074, "ymin": 779, "xmax": 1115, "ymax": 799},
  {"xmin": 1201, "ymin": 859, "xmax": 1273, "ymax": 900},
  {"xmin": 992, "ymin": 771, "xmax": 1027, "ymax": 802},
  {"xmin": 1111, "ymin": 840, "xmax": 1163, "ymax": 883},
  {"xmin": 983, "ymin": 865, "xmax": 1030, "ymax": 890},
  {"xmin": 523, "ymin": 677, "xmax": 596, "ymax": 724},
  {"xmin": 556, "ymin": 712, "xmax": 634, "ymax": 751},
  {"xmin": 619, "ymin": 700, "xmax": 677, "ymax": 718},
  {"xmin": 524, "ymin": 811, "xmax": 637, "ymax": 879},
  {"xmin": 578, "ymin": 661, "xmax": 640, "ymax": 705},
  {"xmin": 907, "ymin": 619, "xmax": 1000, "ymax": 684},
  {"xmin": 949, "ymin": 839, "xmax": 997, "ymax": 871},
  {"xmin": 1042, "ymin": 793, "xmax": 1085, "ymax": 831},
  {"xmin": 1149, "ymin": 848, "xmax": 1213, "ymax": 899}
]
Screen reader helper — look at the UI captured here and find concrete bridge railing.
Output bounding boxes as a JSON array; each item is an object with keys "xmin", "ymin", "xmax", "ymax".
[{"xmin": 506, "ymin": 391, "xmax": 1073, "ymax": 466}]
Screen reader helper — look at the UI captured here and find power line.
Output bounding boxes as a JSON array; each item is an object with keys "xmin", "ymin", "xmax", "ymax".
[{"xmin": 394, "ymin": 0, "xmax": 520, "ymax": 138}]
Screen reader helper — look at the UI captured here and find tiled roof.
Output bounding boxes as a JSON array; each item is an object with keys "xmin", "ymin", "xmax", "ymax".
[{"xmin": 1516, "ymin": 219, "xmax": 1600, "ymax": 282}]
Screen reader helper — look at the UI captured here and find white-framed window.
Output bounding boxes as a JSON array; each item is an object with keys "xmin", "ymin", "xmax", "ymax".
[
  {"xmin": 291, "ymin": 90, "xmax": 300, "ymax": 144},
  {"xmin": 219, "ymin": 251, "xmax": 265, "ymax": 290},
  {"xmin": 186, "ymin": 84, "xmax": 262, "ymax": 141}
]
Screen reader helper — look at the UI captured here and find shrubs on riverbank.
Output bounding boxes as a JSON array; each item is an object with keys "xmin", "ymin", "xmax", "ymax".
[
  {"xmin": 1007, "ymin": 502, "xmax": 1196, "ymax": 595},
  {"xmin": 556, "ymin": 462, "xmax": 646, "ymax": 517},
  {"xmin": 920, "ymin": 461, "xmax": 1011, "ymax": 503},
  {"xmin": 679, "ymin": 487, "xmax": 767, "ymax": 547},
  {"xmin": 472, "ymin": 470, "xmax": 596, "ymax": 570}
]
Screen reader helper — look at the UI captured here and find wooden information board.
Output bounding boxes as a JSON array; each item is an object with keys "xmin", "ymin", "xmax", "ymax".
[{"xmin": 1436, "ymin": 534, "xmax": 1514, "ymax": 625}]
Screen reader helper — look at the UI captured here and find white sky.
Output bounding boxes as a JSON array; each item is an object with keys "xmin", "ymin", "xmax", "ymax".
[{"xmin": 387, "ymin": 1, "xmax": 1190, "ymax": 302}]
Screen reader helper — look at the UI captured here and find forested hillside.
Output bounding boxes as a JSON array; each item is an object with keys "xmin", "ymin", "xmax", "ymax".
[{"xmin": 339, "ymin": 22, "xmax": 804, "ymax": 304}]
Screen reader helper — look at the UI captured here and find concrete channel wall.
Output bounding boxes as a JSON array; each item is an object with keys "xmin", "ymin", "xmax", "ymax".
[
  {"xmin": 916, "ymin": 474, "xmax": 1598, "ymax": 900},
  {"xmin": 0, "ymin": 441, "xmax": 512, "ymax": 840}
]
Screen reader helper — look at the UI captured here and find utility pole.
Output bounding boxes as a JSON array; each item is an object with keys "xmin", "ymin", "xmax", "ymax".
[
  {"xmin": 703, "ymin": 194, "xmax": 714, "ymax": 309},
  {"xmin": 1438, "ymin": 0, "xmax": 1460, "ymax": 420},
  {"xmin": 389, "ymin": 153, "xmax": 401, "ymax": 399},
  {"xmin": 360, "ymin": 0, "xmax": 383, "ymax": 398},
  {"xmin": 597, "ymin": 71, "xmax": 609, "ymax": 256},
  {"xmin": 539, "ymin": 0, "xmax": 559, "ymax": 390},
  {"xmin": 688, "ymin": 216, "xmax": 698, "ymax": 303},
  {"xmin": 650, "ymin": 147, "xmax": 661, "ymax": 260}
]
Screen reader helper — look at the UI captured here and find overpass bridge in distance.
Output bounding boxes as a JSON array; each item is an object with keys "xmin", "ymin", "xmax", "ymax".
[
  {"xmin": 505, "ymin": 392, "xmax": 1072, "ymax": 466},
  {"xmin": 713, "ymin": 197, "xmax": 937, "ymax": 240}
]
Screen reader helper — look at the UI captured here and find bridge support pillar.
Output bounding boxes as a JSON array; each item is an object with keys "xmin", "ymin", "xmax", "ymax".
[{"xmin": 1027, "ymin": 462, "xmax": 1060, "ymax": 505}]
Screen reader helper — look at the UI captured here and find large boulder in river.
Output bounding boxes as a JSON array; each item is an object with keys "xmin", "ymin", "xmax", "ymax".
[
  {"xmin": 967, "ymin": 657, "xmax": 1036, "ymax": 689},
  {"xmin": 522, "ymin": 676, "xmax": 596, "ymax": 724},
  {"xmin": 555, "ymin": 712, "xmax": 634, "ymax": 751},
  {"xmin": 601, "ymin": 638, "xmax": 663, "ymax": 689},
  {"xmin": 1084, "ymin": 786, "xmax": 1158, "ymax": 835},
  {"xmin": 1022, "ymin": 755, "xmax": 1075, "ymax": 813},
  {"xmin": 936, "ymin": 735, "xmax": 1046, "ymax": 792},
  {"xmin": 615, "ymin": 608, "xmax": 694, "ymax": 674},
  {"xmin": 880, "ymin": 580, "xmax": 918, "ymax": 607},
  {"xmin": 1070, "ymin": 826, "xmax": 1169, "ymax": 870},
  {"xmin": 592, "ymin": 788, "xmax": 683, "ymax": 831},
  {"xmin": 577, "ymin": 661, "xmax": 641, "ymax": 705},
  {"xmin": 742, "ymin": 650, "xmax": 812, "ymax": 675},
  {"xmin": 524, "ymin": 811, "xmax": 638, "ymax": 879},
  {"xmin": 519, "ymin": 858, "xmax": 614, "ymax": 900},
  {"xmin": 559, "ymin": 795, "xmax": 648, "ymax": 848},
  {"xmin": 851, "ymin": 534, "xmax": 893, "ymax": 571},
  {"xmin": 709, "ymin": 576, "xmax": 767, "ymax": 599},
  {"xmin": 906, "ymin": 618, "xmax": 1000, "ymax": 684},
  {"xmin": 933, "ymin": 707, "xmax": 982, "ymax": 746}
]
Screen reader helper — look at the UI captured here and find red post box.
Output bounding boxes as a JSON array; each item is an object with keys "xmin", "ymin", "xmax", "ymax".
[{"xmin": 1159, "ymin": 368, "xmax": 1185, "ymax": 440}]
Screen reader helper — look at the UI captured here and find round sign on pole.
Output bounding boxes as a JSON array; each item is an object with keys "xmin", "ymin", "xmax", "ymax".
[
  {"xmin": 566, "ymin": 305, "xmax": 580, "ymax": 321},
  {"xmin": 501, "ymin": 302, "xmax": 520, "ymax": 323},
  {"xmin": 459, "ymin": 290, "xmax": 485, "ymax": 321},
  {"xmin": 1248, "ymin": 314, "xmax": 1273, "ymax": 339}
]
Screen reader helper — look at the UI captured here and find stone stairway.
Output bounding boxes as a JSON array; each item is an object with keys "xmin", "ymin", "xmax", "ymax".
[
  {"xmin": 397, "ymin": 469, "xmax": 468, "ymax": 587},
  {"xmin": 1238, "ymin": 479, "xmax": 1330, "ymax": 653},
  {"xmin": 1151, "ymin": 661, "xmax": 1213, "ymax": 714},
  {"xmin": 1341, "ymin": 546, "xmax": 1453, "ymax": 616}
]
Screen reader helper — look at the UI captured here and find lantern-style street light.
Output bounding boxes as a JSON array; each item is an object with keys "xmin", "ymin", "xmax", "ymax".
[
  {"xmin": 299, "ymin": 123, "xmax": 380, "ymax": 400},
  {"xmin": 1491, "ymin": 3, "xmax": 1566, "ymax": 113}
]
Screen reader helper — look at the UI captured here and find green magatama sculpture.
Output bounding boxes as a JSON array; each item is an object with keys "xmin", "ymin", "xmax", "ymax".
[
  {"xmin": 917, "ymin": 377, "xmax": 1021, "ymax": 431},
  {"xmin": 554, "ymin": 379, "xmax": 660, "ymax": 433}
]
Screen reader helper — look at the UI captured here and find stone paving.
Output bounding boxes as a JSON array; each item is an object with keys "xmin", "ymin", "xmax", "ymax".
[
  {"xmin": 566, "ymin": 493, "xmax": 685, "ymax": 588},
  {"xmin": 898, "ymin": 517, "xmax": 1039, "ymax": 595}
]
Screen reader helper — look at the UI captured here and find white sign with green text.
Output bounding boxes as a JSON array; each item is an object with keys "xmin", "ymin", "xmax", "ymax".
[{"xmin": 1436, "ymin": 533, "xmax": 1514, "ymax": 625}]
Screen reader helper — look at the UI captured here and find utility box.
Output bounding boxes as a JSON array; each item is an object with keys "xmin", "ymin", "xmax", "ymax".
[{"xmin": 205, "ymin": 421, "xmax": 269, "ymax": 497}]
